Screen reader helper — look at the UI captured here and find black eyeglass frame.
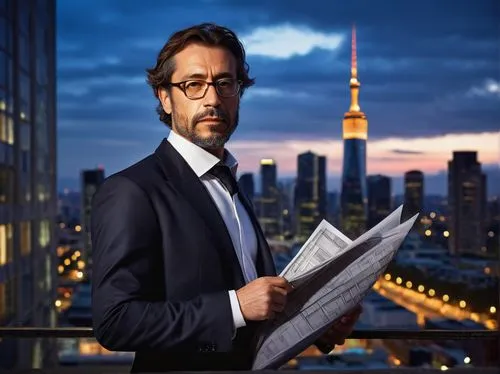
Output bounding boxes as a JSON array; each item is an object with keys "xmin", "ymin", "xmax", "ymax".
[{"xmin": 165, "ymin": 78, "xmax": 243, "ymax": 99}]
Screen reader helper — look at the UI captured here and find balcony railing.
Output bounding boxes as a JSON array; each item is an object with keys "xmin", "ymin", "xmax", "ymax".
[
  {"xmin": 1, "ymin": 327, "xmax": 499, "ymax": 373},
  {"xmin": 0, "ymin": 327, "xmax": 498, "ymax": 340},
  {"xmin": 0, "ymin": 327, "xmax": 500, "ymax": 374}
]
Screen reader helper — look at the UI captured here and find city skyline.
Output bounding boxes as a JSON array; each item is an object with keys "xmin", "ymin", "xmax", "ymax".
[
  {"xmin": 57, "ymin": 0, "xmax": 499, "ymax": 194},
  {"xmin": 0, "ymin": 2, "xmax": 498, "ymax": 369}
]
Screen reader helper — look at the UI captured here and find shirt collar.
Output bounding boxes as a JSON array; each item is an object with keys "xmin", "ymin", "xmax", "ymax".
[{"xmin": 167, "ymin": 130, "xmax": 239, "ymax": 177}]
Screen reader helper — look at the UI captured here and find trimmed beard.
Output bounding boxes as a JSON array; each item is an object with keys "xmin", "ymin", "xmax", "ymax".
[{"xmin": 172, "ymin": 108, "xmax": 239, "ymax": 149}]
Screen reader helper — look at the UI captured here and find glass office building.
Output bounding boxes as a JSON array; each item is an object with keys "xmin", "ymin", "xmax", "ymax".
[{"xmin": 0, "ymin": 0, "xmax": 57, "ymax": 369}]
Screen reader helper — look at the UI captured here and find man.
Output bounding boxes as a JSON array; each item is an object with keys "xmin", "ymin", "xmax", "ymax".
[{"xmin": 91, "ymin": 23, "xmax": 362, "ymax": 372}]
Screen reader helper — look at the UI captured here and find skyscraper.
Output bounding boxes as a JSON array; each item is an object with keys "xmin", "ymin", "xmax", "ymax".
[
  {"xmin": 238, "ymin": 172, "xmax": 255, "ymax": 202},
  {"xmin": 448, "ymin": 151, "xmax": 486, "ymax": 256},
  {"xmin": 485, "ymin": 197, "xmax": 499, "ymax": 256},
  {"xmin": 278, "ymin": 179, "xmax": 295, "ymax": 240},
  {"xmin": 295, "ymin": 151, "xmax": 327, "ymax": 242},
  {"xmin": 340, "ymin": 25, "xmax": 368, "ymax": 239},
  {"xmin": 0, "ymin": 0, "xmax": 57, "ymax": 369},
  {"xmin": 258, "ymin": 159, "xmax": 280, "ymax": 239},
  {"xmin": 81, "ymin": 168, "xmax": 105, "ymax": 277},
  {"xmin": 327, "ymin": 191, "xmax": 339, "ymax": 227},
  {"xmin": 367, "ymin": 175, "xmax": 392, "ymax": 229},
  {"xmin": 403, "ymin": 170, "xmax": 424, "ymax": 221}
]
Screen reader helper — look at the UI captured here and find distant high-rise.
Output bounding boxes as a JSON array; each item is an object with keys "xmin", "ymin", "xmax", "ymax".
[
  {"xmin": 0, "ymin": 0, "xmax": 57, "ymax": 369},
  {"xmin": 258, "ymin": 159, "xmax": 280, "ymax": 238},
  {"xmin": 327, "ymin": 191, "xmax": 339, "ymax": 227},
  {"xmin": 340, "ymin": 25, "xmax": 368, "ymax": 239},
  {"xmin": 403, "ymin": 170, "xmax": 424, "ymax": 221},
  {"xmin": 448, "ymin": 151, "xmax": 486, "ymax": 256},
  {"xmin": 81, "ymin": 168, "xmax": 105, "ymax": 274},
  {"xmin": 485, "ymin": 197, "xmax": 499, "ymax": 256},
  {"xmin": 295, "ymin": 151, "xmax": 327, "ymax": 242},
  {"xmin": 278, "ymin": 180, "xmax": 295, "ymax": 240},
  {"xmin": 238, "ymin": 172, "xmax": 254, "ymax": 202},
  {"xmin": 367, "ymin": 175, "xmax": 392, "ymax": 229}
]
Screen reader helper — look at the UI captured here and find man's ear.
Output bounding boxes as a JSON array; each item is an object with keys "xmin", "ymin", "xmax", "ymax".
[{"xmin": 157, "ymin": 87, "xmax": 172, "ymax": 115}]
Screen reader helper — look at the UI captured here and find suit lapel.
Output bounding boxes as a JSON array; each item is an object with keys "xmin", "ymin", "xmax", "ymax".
[
  {"xmin": 237, "ymin": 189, "xmax": 276, "ymax": 277},
  {"xmin": 154, "ymin": 139, "xmax": 246, "ymax": 289}
]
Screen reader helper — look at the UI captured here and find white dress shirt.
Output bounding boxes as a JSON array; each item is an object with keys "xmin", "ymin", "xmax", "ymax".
[{"xmin": 167, "ymin": 130, "xmax": 258, "ymax": 332}]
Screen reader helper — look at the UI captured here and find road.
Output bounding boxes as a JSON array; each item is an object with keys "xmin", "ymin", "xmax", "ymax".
[{"xmin": 373, "ymin": 278, "xmax": 497, "ymax": 330}]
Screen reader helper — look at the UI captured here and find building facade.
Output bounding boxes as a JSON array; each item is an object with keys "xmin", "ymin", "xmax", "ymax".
[
  {"xmin": 81, "ymin": 168, "xmax": 105, "ymax": 277},
  {"xmin": 403, "ymin": 170, "xmax": 424, "ymax": 222},
  {"xmin": 367, "ymin": 174, "xmax": 392, "ymax": 229},
  {"xmin": 238, "ymin": 172, "xmax": 254, "ymax": 203},
  {"xmin": 295, "ymin": 151, "xmax": 327, "ymax": 242},
  {"xmin": 257, "ymin": 159, "xmax": 280, "ymax": 239},
  {"xmin": 447, "ymin": 151, "xmax": 486, "ymax": 256},
  {"xmin": 0, "ymin": 0, "xmax": 57, "ymax": 369}
]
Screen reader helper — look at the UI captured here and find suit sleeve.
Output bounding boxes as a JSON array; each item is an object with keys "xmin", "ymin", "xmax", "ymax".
[{"xmin": 90, "ymin": 175, "xmax": 234, "ymax": 352}]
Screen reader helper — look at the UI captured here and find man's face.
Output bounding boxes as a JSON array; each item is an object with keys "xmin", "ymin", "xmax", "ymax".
[{"xmin": 159, "ymin": 43, "xmax": 240, "ymax": 150}]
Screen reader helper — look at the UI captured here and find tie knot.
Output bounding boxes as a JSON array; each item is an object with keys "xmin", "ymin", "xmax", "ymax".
[{"xmin": 209, "ymin": 164, "xmax": 239, "ymax": 196}]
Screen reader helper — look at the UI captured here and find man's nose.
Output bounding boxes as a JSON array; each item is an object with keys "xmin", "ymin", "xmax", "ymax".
[{"xmin": 203, "ymin": 83, "xmax": 221, "ymax": 107}]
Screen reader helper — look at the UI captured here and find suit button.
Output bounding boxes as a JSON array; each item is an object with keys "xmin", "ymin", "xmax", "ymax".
[{"xmin": 198, "ymin": 342, "xmax": 214, "ymax": 352}]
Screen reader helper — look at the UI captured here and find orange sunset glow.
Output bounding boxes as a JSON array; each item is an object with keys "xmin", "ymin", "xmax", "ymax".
[{"xmin": 230, "ymin": 131, "xmax": 500, "ymax": 176}]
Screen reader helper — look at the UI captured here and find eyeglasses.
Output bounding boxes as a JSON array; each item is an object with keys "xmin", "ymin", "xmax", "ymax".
[{"xmin": 167, "ymin": 78, "xmax": 242, "ymax": 100}]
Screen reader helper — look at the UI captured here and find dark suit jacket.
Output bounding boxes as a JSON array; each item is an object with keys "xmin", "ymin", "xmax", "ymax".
[{"xmin": 90, "ymin": 139, "xmax": 277, "ymax": 372}]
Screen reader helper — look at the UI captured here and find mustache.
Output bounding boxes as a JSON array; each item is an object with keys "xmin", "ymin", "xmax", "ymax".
[{"xmin": 193, "ymin": 108, "xmax": 229, "ymax": 124}]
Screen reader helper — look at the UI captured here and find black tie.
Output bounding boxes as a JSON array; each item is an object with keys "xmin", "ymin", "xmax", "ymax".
[{"xmin": 209, "ymin": 164, "xmax": 239, "ymax": 196}]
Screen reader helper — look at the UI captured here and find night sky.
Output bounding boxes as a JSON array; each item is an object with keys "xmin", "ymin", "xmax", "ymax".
[{"xmin": 56, "ymin": 0, "xmax": 500, "ymax": 195}]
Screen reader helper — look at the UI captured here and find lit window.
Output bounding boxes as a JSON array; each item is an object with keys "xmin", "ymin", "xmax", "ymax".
[
  {"xmin": 0, "ymin": 225, "xmax": 6, "ymax": 265},
  {"xmin": 7, "ymin": 116, "xmax": 13, "ymax": 144},
  {"xmin": 6, "ymin": 224, "xmax": 12, "ymax": 262},
  {"xmin": 39, "ymin": 220, "xmax": 51, "ymax": 247},
  {"xmin": 0, "ymin": 224, "xmax": 12, "ymax": 265},
  {"xmin": 20, "ymin": 221, "xmax": 31, "ymax": 255}
]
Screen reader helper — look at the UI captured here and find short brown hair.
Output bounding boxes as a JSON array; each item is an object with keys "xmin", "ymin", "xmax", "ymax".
[{"xmin": 146, "ymin": 23, "xmax": 255, "ymax": 128}]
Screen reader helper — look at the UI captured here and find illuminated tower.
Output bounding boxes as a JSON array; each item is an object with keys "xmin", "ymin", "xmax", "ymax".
[{"xmin": 340, "ymin": 25, "xmax": 368, "ymax": 239}]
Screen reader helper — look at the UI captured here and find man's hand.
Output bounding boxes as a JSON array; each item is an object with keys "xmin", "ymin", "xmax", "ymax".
[
  {"xmin": 317, "ymin": 304, "xmax": 363, "ymax": 350},
  {"xmin": 236, "ymin": 277, "xmax": 293, "ymax": 321}
]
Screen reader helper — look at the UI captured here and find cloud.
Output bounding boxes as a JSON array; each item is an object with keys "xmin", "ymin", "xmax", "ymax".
[
  {"xmin": 241, "ymin": 24, "xmax": 344, "ymax": 59},
  {"xmin": 90, "ymin": 138, "xmax": 144, "ymax": 147},
  {"xmin": 59, "ymin": 74, "xmax": 144, "ymax": 92},
  {"xmin": 245, "ymin": 87, "xmax": 311, "ymax": 100},
  {"xmin": 466, "ymin": 79, "xmax": 500, "ymax": 98},
  {"xmin": 55, "ymin": 0, "xmax": 500, "ymax": 182},
  {"xmin": 391, "ymin": 149, "xmax": 424, "ymax": 155}
]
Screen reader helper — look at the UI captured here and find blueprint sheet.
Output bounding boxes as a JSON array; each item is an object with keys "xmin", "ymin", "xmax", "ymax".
[{"xmin": 252, "ymin": 206, "xmax": 417, "ymax": 370}]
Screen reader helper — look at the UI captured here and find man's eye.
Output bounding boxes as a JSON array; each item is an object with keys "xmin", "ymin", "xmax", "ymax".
[{"xmin": 186, "ymin": 81, "xmax": 203, "ymax": 89}]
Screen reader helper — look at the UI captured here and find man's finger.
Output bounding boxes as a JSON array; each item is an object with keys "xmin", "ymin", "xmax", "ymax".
[
  {"xmin": 268, "ymin": 276, "xmax": 288, "ymax": 286},
  {"xmin": 271, "ymin": 303, "xmax": 285, "ymax": 313},
  {"xmin": 340, "ymin": 304, "xmax": 363, "ymax": 323},
  {"xmin": 348, "ymin": 304, "xmax": 363, "ymax": 316},
  {"xmin": 267, "ymin": 278, "xmax": 292, "ymax": 292},
  {"xmin": 334, "ymin": 337, "xmax": 346, "ymax": 345},
  {"xmin": 271, "ymin": 291, "xmax": 287, "ymax": 305},
  {"xmin": 273, "ymin": 285, "xmax": 292, "ymax": 297}
]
